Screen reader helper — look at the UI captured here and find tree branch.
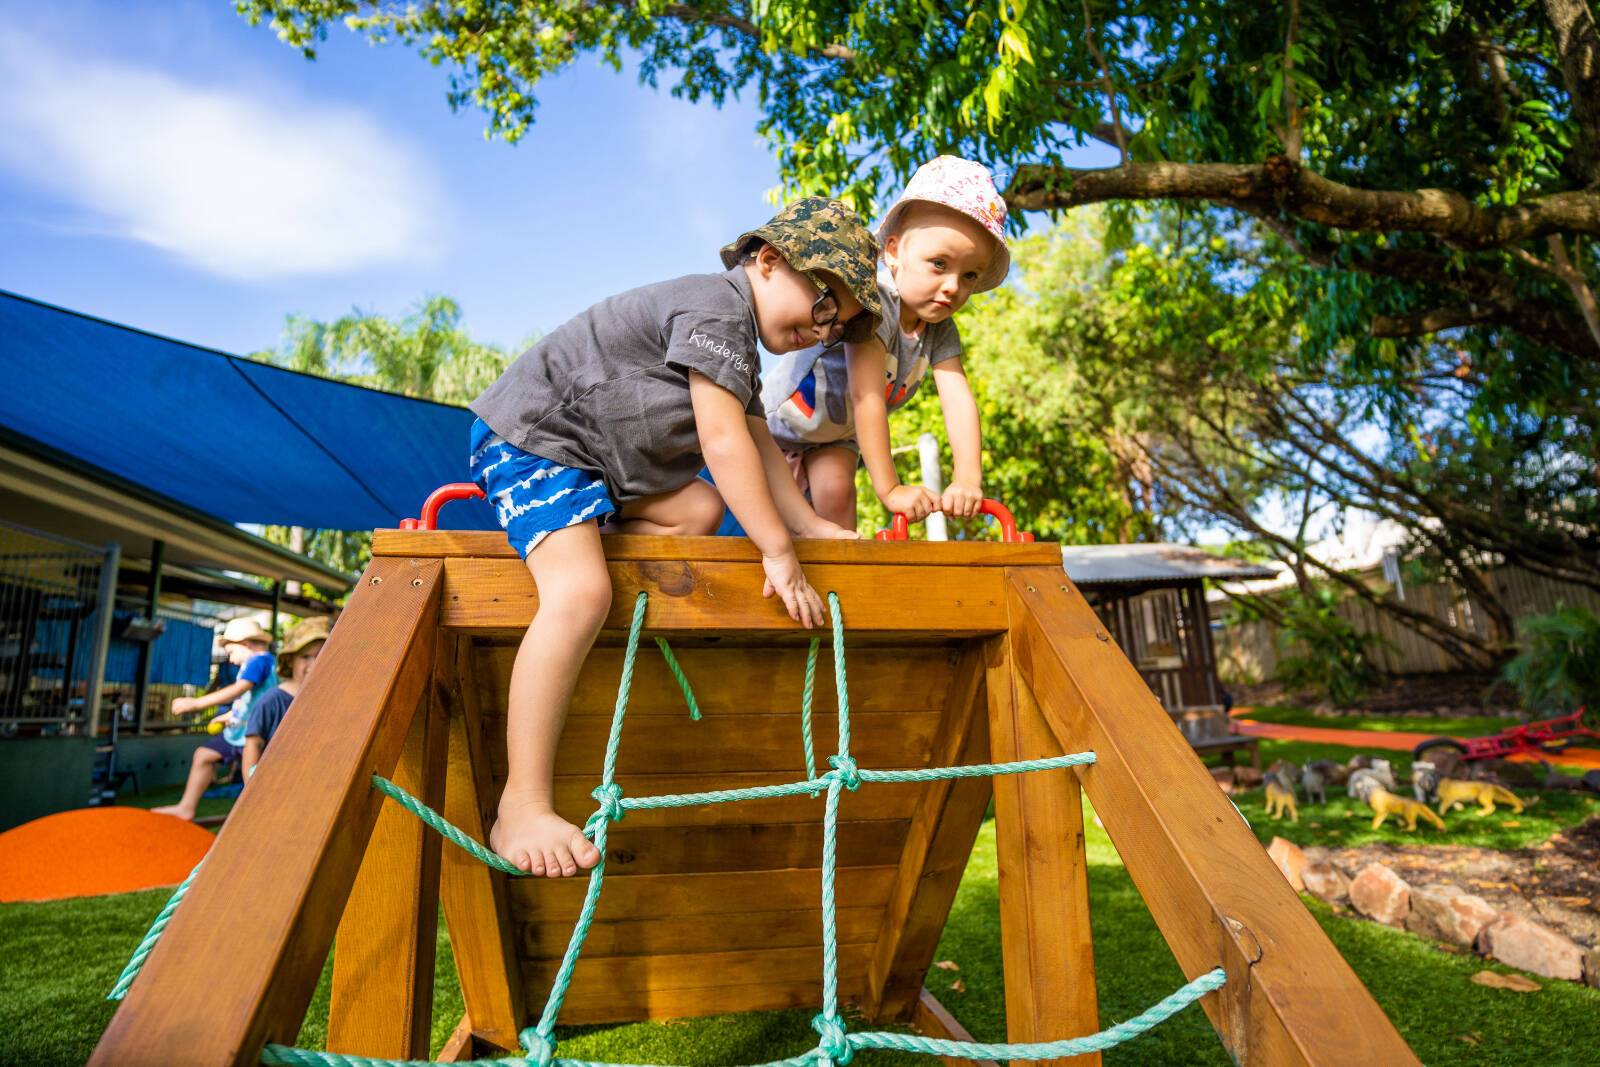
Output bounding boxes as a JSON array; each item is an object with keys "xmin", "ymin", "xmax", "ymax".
[{"xmin": 1542, "ymin": 0, "xmax": 1600, "ymax": 182}]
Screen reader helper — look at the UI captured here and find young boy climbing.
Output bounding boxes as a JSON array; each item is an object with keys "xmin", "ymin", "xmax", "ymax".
[
  {"xmin": 153, "ymin": 617, "xmax": 277, "ymax": 821},
  {"xmin": 469, "ymin": 198, "xmax": 882, "ymax": 879},
  {"xmin": 763, "ymin": 157, "xmax": 1011, "ymax": 529}
]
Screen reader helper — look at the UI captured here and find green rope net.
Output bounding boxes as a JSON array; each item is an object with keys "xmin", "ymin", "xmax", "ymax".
[{"xmin": 112, "ymin": 590, "xmax": 1226, "ymax": 1065}]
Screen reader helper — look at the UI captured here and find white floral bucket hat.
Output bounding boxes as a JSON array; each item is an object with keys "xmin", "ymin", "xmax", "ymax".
[{"xmin": 877, "ymin": 156, "xmax": 1011, "ymax": 292}]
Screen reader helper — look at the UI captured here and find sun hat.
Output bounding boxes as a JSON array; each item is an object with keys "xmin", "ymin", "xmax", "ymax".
[
  {"xmin": 877, "ymin": 156, "xmax": 1011, "ymax": 292},
  {"xmin": 277, "ymin": 616, "xmax": 332, "ymax": 672},
  {"xmin": 720, "ymin": 197, "xmax": 884, "ymax": 343},
  {"xmin": 219, "ymin": 618, "xmax": 272, "ymax": 647}
]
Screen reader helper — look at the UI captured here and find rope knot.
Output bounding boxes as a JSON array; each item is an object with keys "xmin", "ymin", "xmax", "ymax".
[
  {"xmin": 810, "ymin": 1012, "xmax": 854, "ymax": 1064},
  {"xmin": 827, "ymin": 754, "xmax": 862, "ymax": 791},
  {"xmin": 590, "ymin": 782, "xmax": 626, "ymax": 824},
  {"xmin": 519, "ymin": 1026, "xmax": 557, "ymax": 1066}
]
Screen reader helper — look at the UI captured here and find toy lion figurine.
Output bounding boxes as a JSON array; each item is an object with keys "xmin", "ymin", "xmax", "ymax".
[
  {"xmin": 1264, "ymin": 770, "xmax": 1299, "ymax": 822},
  {"xmin": 1368, "ymin": 786, "xmax": 1446, "ymax": 831},
  {"xmin": 1436, "ymin": 778, "xmax": 1525, "ymax": 816}
]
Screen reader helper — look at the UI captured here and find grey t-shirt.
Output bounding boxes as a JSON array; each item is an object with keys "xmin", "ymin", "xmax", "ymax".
[
  {"xmin": 471, "ymin": 269, "xmax": 763, "ymax": 503},
  {"xmin": 763, "ymin": 266, "xmax": 962, "ymax": 451}
]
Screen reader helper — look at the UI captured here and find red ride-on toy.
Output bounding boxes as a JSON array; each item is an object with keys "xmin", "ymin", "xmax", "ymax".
[{"xmin": 1412, "ymin": 707, "xmax": 1600, "ymax": 763}]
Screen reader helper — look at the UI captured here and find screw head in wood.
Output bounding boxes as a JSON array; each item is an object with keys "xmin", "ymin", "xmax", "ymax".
[
  {"xmin": 369, "ymin": 576, "xmax": 382, "ymax": 585},
  {"xmin": 1095, "ymin": 630, "xmax": 1109, "ymax": 641},
  {"xmin": 411, "ymin": 578, "xmax": 423, "ymax": 587},
  {"xmin": 1026, "ymin": 584, "xmax": 1037, "ymax": 593}
]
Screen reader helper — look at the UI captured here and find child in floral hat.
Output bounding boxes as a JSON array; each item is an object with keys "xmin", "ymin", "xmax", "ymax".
[
  {"xmin": 763, "ymin": 156, "xmax": 1011, "ymax": 528},
  {"xmin": 468, "ymin": 197, "xmax": 881, "ymax": 878}
]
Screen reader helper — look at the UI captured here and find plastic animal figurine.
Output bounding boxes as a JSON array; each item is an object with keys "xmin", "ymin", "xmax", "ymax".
[
  {"xmin": 1436, "ymin": 778, "xmax": 1525, "ymax": 816},
  {"xmin": 1264, "ymin": 770, "xmax": 1299, "ymax": 822},
  {"xmin": 1367, "ymin": 786, "xmax": 1447, "ymax": 831},
  {"xmin": 1411, "ymin": 760, "xmax": 1440, "ymax": 803},
  {"xmin": 1346, "ymin": 763, "xmax": 1398, "ymax": 804},
  {"xmin": 1300, "ymin": 762, "xmax": 1331, "ymax": 805}
]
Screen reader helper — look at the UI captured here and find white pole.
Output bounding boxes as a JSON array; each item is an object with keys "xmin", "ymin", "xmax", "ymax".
[{"xmin": 918, "ymin": 433, "xmax": 948, "ymax": 541}]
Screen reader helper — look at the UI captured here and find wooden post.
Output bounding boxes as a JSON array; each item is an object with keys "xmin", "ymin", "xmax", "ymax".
[
  {"xmin": 1005, "ymin": 568, "xmax": 1419, "ymax": 1066},
  {"xmin": 986, "ymin": 632, "xmax": 1099, "ymax": 1065},
  {"xmin": 89, "ymin": 557, "xmax": 443, "ymax": 1067},
  {"xmin": 326, "ymin": 682, "xmax": 448, "ymax": 1057}
]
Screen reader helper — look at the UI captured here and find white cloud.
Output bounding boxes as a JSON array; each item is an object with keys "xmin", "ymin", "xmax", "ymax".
[{"xmin": 0, "ymin": 28, "xmax": 442, "ymax": 279}]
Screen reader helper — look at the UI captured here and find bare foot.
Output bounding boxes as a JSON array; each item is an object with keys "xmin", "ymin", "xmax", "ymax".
[
  {"xmin": 489, "ymin": 796, "xmax": 601, "ymax": 877},
  {"xmin": 150, "ymin": 804, "xmax": 195, "ymax": 821}
]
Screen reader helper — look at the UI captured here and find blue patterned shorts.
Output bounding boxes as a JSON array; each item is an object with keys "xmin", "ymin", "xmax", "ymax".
[{"xmin": 469, "ymin": 418, "xmax": 616, "ymax": 559}]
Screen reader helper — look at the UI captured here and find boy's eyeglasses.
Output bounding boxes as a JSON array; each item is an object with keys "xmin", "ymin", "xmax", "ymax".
[{"xmin": 812, "ymin": 286, "xmax": 845, "ymax": 345}]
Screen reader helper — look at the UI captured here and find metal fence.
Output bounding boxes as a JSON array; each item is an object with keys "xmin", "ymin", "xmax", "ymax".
[
  {"xmin": 100, "ymin": 598, "xmax": 228, "ymax": 734},
  {"xmin": 0, "ymin": 520, "xmax": 118, "ymax": 733}
]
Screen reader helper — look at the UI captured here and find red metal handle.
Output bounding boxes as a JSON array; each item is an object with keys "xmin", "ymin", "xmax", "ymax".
[
  {"xmin": 400, "ymin": 482, "xmax": 486, "ymax": 531},
  {"xmin": 875, "ymin": 498, "xmax": 1033, "ymax": 543}
]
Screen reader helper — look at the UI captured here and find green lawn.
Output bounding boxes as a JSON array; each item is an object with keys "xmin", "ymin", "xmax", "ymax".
[
  {"xmin": 5, "ymin": 782, "xmax": 1599, "ymax": 1066},
  {"xmin": 1240, "ymin": 704, "xmax": 1527, "ymax": 738}
]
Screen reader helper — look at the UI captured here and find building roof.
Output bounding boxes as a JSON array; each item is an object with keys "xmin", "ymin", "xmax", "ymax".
[{"xmin": 1060, "ymin": 543, "xmax": 1279, "ymax": 585}]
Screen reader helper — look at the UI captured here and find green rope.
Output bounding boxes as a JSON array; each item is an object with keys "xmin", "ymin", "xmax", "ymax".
[
  {"xmin": 800, "ymin": 637, "xmax": 820, "ymax": 795},
  {"xmin": 106, "ymin": 858, "xmax": 204, "ymax": 1000},
  {"xmin": 653, "ymin": 637, "xmax": 700, "ymax": 720}
]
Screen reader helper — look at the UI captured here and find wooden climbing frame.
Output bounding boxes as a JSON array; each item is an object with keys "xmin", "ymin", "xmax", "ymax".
[{"xmin": 90, "ymin": 530, "xmax": 1418, "ymax": 1066}]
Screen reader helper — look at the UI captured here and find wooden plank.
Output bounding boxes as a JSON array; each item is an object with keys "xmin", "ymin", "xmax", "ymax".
[
  {"xmin": 508, "ymin": 866, "xmax": 897, "ymax": 922},
  {"xmin": 863, "ymin": 641, "xmax": 994, "ymax": 1020},
  {"xmin": 522, "ymin": 943, "xmax": 873, "ymax": 1024},
  {"xmin": 437, "ymin": 634, "xmax": 525, "ymax": 1054},
  {"xmin": 374, "ymin": 529, "xmax": 1061, "ymax": 567},
  {"xmin": 521, "ymin": 905, "xmax": 883, "ymax": 958},
  {"xmin": 327, "ymin": 683, "xmax": 447, "ymax": 1057},
  {"xmin": 549, "ymin": 773, "xmax": 923, "ymax": 828},
  {"xmin": 440, "ymin": 558, "xmax": 1009, "ymax": 634},
  {"xmin": 89, "ymin": 556, "xmax": 443, "ymax": 1067},
  {"xmin": 437, "ymin": 1015, "xmax": 475, "ymax": 1063},
  {"xmin": 488, "ymin": 711, "xmax": 942, "ymax": 779},
  {"xmin": 986, "ymin": 630, "xmax": 1098, "ymax": 1065},
  {"xmin": 1005, "ymin": 568, "xmax": 1419, "ymax": 1066},
  {"xmin": 912, "ymin": 989, "xmax": 1000, "ymax": 1067},
  {"xmin": 593, "ymin": 820, "xmax": 910, "ymax": 876}
]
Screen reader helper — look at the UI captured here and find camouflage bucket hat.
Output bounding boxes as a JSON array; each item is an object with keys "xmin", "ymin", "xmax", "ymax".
[{"xmin": 720, "ymin": 197, "xmax": 883, "ymax": 343}]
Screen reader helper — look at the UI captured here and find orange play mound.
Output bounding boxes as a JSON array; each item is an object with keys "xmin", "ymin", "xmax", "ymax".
[{"xmin": 0, "ymin": 807, "xmax": 213, "ymax": 902}]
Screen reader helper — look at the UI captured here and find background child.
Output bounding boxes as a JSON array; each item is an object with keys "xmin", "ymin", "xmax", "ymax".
[
  {"xmin": 469, "ymin": 197, "xmax": 882, "ymax": 878},
  {"xmin": 242, "ymin": 615, "xmax": 331, "ymax": 778},
  {"xmin": 763, "ymin": 157, "xmax": 1011, "ymax": 529},
  {"xmin": 153, "ymin": 617, "xmax": 277, "ymax": 821}
]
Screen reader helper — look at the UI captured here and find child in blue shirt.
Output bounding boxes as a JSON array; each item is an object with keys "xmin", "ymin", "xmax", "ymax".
[{"xmin": 469, "ymin": 198, "xmax": 881, "ymax": 878}]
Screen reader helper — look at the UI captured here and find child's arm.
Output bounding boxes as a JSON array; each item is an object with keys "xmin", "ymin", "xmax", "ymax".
[
  {"xmin": 689, "ymin": 372, "xmax": 826, "ymax": 628},
  {"xmin": 171, "ymin": 679, "xmax": 252, "ymax": 716},
  {"xmin": 242, "ymin": 736, "xmax": 265, "ymax": 778},
  {"xmin": 846, "ymin": 339, "xmax": 937, "ymax": 521},
  {"xmin": 747, "ymin": 417, "xmax": 858, "ymax": 539},
  {"xmin": 931, "ymin": 357, "xmax": 984, "ymax": 518}
]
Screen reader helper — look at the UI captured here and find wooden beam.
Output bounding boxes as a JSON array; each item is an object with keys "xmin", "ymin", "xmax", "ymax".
[
  {"xmin": 440, "ymin": 558, "xmax": 1010, "ymax": 634},
  {"xmin": 373, "ymin": 529, "xmax": 1062, "ymax": 567},
  {"xmin": 439, "ymin": 635, "xmax": 526, "ymax": 1054},
  {"xmin": 862, "ymin": 640, "xmax": 993, "ymax": 1020},
  {"xmin": 326, "ymin": 681, "xmax": 448, "ymax": 1057},
  {"xmin": 89, "ymin": 556, "xmax": 443, "ymax": 1067},
  {"xmin": 1004, "ymin": 568, "xmax": 1418, "ymax": 1066},
  {"xmin": 986, "ymin": 631, "xmax": 1098, "ymax": 1065},
  {"xmin": 911, "ymin": 988, "xmax": 1000, "ymax": 1067}
]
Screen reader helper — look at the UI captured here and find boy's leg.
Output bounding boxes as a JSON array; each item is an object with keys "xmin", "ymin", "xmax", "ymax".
[
  {"xmin": 607, "ymin": 478, "xmax": 725, "ymax": 536},
  {"xmin": 803, "ymin": 447, "xmax": 859, "ymax": 530},
  {"xmin": 493, "ymin": 520, "xmax": 611, "ymax": 877},
  {"xmin": 152, "ymin": 745, "xmax": 223, "ymax": 820}
]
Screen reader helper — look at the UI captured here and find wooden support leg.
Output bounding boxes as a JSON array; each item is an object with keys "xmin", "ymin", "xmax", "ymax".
[
  {"xmin": 328, "ymin": 680, "xmax": 448, "ymax": 1058},
  {"xmin": 438, "ymin": 635, "xmax": 526, "ymax": 1054},
  {"xmin": 987, "ymin": 632, "xmax": 1099, "ymax": 1067}
]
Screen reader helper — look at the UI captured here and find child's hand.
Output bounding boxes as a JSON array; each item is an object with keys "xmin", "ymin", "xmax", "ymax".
[
  {"xmin": 761, "ymin": 550, "xmax": 826, "ymax": 628},
  {"xmin": 796, "ymin": 517, "xmax": 860, "ymax": 541},
  {"xmin": 941, "ymin": 481, "xmax": 984, "ymax": 518},
  {"xmin": 883, "ymin": 484, "xmax": 938, "ymax": 522},
  {"xmin": 171, "ymin": 696, "xmax": 199, "ymax": 715}
]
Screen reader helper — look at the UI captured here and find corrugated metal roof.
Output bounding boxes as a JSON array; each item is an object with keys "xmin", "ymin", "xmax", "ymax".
[{"xmin": 1060, "ymin": 543, "xmax": 1279, "ymax": 585}]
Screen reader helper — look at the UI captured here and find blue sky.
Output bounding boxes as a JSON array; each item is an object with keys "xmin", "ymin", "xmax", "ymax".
[{"xmin": 0, "ymin": 0, "xmax": 798, "ymax": 356}]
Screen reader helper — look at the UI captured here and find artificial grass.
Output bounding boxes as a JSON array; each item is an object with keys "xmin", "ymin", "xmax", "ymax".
[
  {"xmin": 1241, "ymin": 705, "xmax": 1523, "ymax": 737},
  {"xmin": 8, "ymin": 803, "xmax": 1600, "ymax": 1067}
]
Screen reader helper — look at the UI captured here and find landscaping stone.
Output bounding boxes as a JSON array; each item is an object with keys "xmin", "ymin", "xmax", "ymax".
[
  {"xmin": 1405, "ymin": 883, "xmax": 1498, "ymax": 946},
  {"xmin": 1267, "ymin": 837, "xmax": 1307, "ymax": 891},
  {"xmin": 1302, "ymin": 862, "xmax": 1351, "ymax": 904},
  {"xmin": 1470, "ymin": 970, "xmax": 1541, "ymax": 992},
  {"xmin": 1585, "ymin": 947, "xmax": 1600, "ymax": 990},
  {"xmin": 1350, "ymin": 863, "xmax": 1410, "ymax": 925},
  {"xmin": 1232, "ymin": 766, "xmax": 1263, "ymax": 789},
  {"xmin": 1478, "ymin": 914, "xmax": 1585, "ymax": 981}
]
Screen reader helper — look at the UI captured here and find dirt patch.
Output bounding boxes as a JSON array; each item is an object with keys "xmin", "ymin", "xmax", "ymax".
[{"xmin": 1316, "ymin": 816, "xmax": 1600, "ymax": 948}]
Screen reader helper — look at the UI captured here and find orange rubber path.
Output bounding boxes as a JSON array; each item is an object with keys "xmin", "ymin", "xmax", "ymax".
[
  {"xmin": 1231, "ymin": 713, "xmax": 1600, "ymax": 770},
  {"xmin": 0, "ymin": 807, "xmax": 213, "ymax": 902}
]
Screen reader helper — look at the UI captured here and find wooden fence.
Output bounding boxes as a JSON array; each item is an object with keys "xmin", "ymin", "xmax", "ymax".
[{"xmin": 1214, "ymin": 563, "xmax": 1600, "ymax": 682}]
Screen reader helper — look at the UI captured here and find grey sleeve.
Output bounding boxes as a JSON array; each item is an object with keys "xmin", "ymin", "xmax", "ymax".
[
  {"xmin": 928, "ymin": 320, "xmax": 964, "ymax": 365},
  {"xmin": 663, "ymin": 313, "xmax": 761, "ymax": 410}
]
